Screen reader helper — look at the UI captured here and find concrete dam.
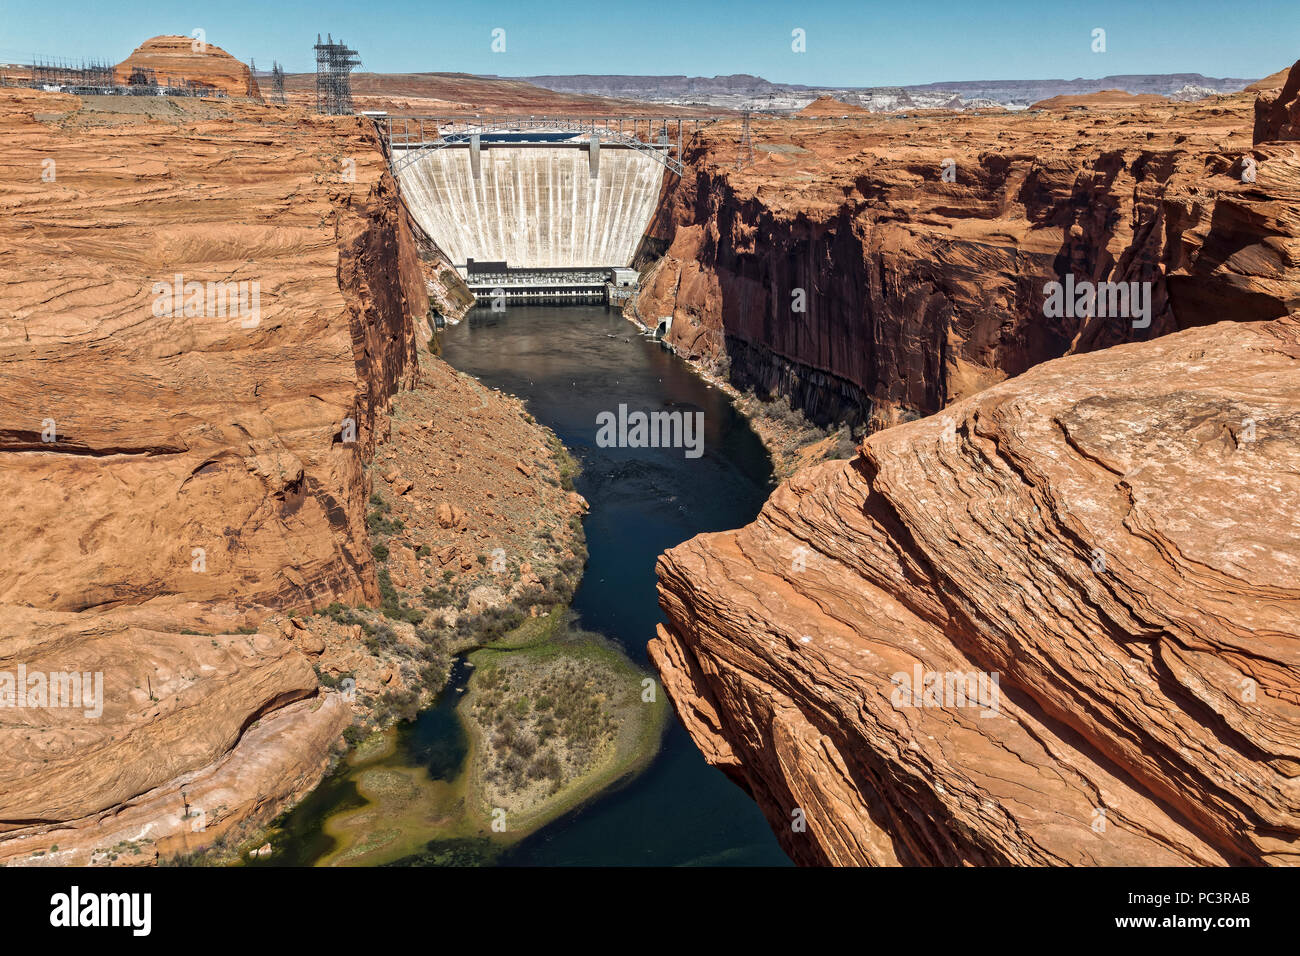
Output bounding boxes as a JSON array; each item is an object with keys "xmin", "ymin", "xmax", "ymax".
[{"xmin": 394, "ymin": 138, "xmax": 666, "ymax": 273}]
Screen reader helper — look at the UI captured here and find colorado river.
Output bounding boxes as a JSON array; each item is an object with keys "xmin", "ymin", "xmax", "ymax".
[
  {"xmin": 262, "ymin": 304, "xmax": 789, "ymax": 866},
  {"xmin": 445, "ymin": 305, "xmax": 788, "ymax": 866}
]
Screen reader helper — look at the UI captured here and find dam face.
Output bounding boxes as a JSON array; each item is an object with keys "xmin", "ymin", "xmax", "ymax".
[{"xmin": 396, "ymin": 144, "xmax": 665, "ymax": 269}]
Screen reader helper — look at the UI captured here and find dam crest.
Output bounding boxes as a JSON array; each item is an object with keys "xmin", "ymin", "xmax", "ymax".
[{"xmin": 378, "ymin": 116, "xmax": 707, "ymax": 299}]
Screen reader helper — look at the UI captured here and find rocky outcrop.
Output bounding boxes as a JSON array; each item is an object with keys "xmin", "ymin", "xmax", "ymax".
[
  {"xmin": 1253, "ymin": 60, "xmax": 1300, "ymax": 144},
  {"xmin": 798, "ymin": 96, "xmax": 869, "ymax": 117},
  {"xmin": 0, "ymin": 604, "xmax": 347, "ymax": 865},
  {"xmin": 115, "ymin": 35, "xmax": 260, "ymax": 98},
  {"xmin": 634, "ymin": 93, "xmax": 1295, "ymax": 429},
  {"xmin": 1028, "ymin": 90, "xmax": 1170, "ymax": 111},
  {"xmin": 651, "ymin": 81, "xmax": 1300, "ymax": 866},
  {"xmin": 654, "ymin": 315, "xmax": 1300, "ymax": 866},
  {"xmin": 0, "ymin": 87, "xmax": 425, "ymax": 862}
]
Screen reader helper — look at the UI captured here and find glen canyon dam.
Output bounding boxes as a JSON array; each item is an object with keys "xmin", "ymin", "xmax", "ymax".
[{"xmin": 0, "ymin": 0, "xmax": 1296, "ymax": 938}]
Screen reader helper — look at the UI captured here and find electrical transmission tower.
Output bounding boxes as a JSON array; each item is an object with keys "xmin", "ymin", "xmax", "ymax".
[
  {"xmin": 271, "ymin": 61, "xmax": 286, "ymax": 105},
  {"xmin": 736, "ymin": 110, "xmax": 754, "ymax": 170},
  {"xmin": 314, "ymin": 34, "xmax": 361, "ymax": 116}
]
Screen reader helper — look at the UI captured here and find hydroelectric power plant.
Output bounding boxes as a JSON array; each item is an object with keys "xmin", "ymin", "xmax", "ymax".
[{"xmin": 381, "ymin": 116, "xmax": 703, "ymax": 302}]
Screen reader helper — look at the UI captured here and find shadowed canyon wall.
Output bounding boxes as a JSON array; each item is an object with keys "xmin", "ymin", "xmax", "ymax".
[
  {"xmin": 652, "ymin": 67, "xmax": 1300, "ymax": 865},
  {"xmin": 398, "ymin": 145, "xmax": 665, "ymax": 267},
  {"xmin": 634, "ymin": 86, "xmax": 1299, "ymax": 429}
]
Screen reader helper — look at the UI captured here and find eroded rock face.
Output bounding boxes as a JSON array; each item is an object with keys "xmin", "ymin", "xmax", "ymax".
[
  {"xmin": 651, "ymin": 82, "xmax": 1300, "ymax": 865},
  {"xmin": 114, "ymin": 35, "xmax": 260, "ymax": 98},
  {"xmin": 0, "ymin": 88, "xmax": 425, "ymax": 862},
  {"xmin": 0, "ymin": 89, "xmax": 422, "ymax": 613},
  {"xmin": 654, "ymin": 316, "xmax": 1300, "ymax": 866},
  {"xmin": 634, "ymin": 89, "xmax": 1300, "ymax": 429},
  {"xmin": 1253, "ymin": 60, "xmax": 1300, "ymax": 144},
  {"xmin": 0, "ymin": 605, "xmax": 347, "ymax": 865}
]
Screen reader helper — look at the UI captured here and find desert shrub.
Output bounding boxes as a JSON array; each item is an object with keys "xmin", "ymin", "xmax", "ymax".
[
  {"xmin": 377, "ymin": 568, "xmax": 425, "ymax": 624},
  {"xmin": 422, "ymin": 585, "xmax": 452, "ymax": 606},
  {"xmin": 377, "ymin": 688, "xmax": 420, "ymax": 724},
  {"xmin": 368, "ymin": 510, "xmax": 403, "ymax": 535},
  {"xmin": 528, "ymin": 751, "xmax": 562, "ymax": 781},
  {"xmin": 419, "ymin": 661, "xmax": 449, "ymax": 690}
]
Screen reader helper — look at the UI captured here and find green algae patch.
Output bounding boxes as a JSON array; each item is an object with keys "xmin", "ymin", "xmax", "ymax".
[{"xmin": 281, "ymin": 610, "xmax": 665, "ymax": 866}]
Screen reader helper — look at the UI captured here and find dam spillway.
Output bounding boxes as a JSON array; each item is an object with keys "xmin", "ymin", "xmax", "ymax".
[{"xmin": 395, "ymin": 142, "xmax": 666, "ymax": 270}]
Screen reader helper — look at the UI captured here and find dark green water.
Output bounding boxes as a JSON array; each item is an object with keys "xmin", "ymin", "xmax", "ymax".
[
  {"xmin": 249, "ymin": 656, "xmax": 481, "ymax": 866},
  {"xmin": 261, "ymin": 304, "xmax": 790, "ymax": 866}
]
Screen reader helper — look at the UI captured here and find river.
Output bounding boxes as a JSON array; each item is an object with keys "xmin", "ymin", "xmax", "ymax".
[{"xmin": 266, "ymin": 304, "xmax": 790, "ymax": 866}]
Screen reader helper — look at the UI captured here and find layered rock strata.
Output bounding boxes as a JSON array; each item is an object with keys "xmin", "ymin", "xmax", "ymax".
[
  {"xmin": 652, "ymin": 66, "xmax": 1300, "ymax": 866},
  {"xmin": 634, "ymin": 70, "xmax": 1300, "ymax": 429},
  {"xmin": 0, "ymin": 87, "xmax": 425, "ymax": 863},
  {"xmin": 654, "ymin": 316, "xmax": 1300, "ymax": 866},
  {"xmin": 115, "ymin": 35, "xmax": 261, "ymax": 98}
]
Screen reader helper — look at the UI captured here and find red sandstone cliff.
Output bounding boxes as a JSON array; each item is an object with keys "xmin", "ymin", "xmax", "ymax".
[
  {"xmin": 0, "ymin": 88, "xmax": 424, "ymax": 862},
  {"xmin": 652, "ymin": 66, "xmax": 1300, "ymax": 865},
  {"xmin": 634, "ymin": 72, "xmax": 1299, "ymax": 429},
  {"xmin": 654, "ymin": 315, "xmax": 1300, "ymax": 865}
]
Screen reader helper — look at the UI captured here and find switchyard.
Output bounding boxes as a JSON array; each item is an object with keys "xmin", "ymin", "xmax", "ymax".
[{"xmin": 10, "ymin": 55, "xmax": 226, "ymax": 97}]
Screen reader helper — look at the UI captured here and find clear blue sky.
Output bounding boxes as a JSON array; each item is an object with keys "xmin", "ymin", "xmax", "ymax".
[{"xmin": 0, "ymin": 0, "xmax": 1293, "ymax": 85}]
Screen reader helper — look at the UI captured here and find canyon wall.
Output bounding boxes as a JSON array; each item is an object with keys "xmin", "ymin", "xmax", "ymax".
[
  {"xmin": 634, "ymin": 82, "xmax": 1297, "ymax": 428},
  {"xmin": 0, "ymin": 89, "xmax": 425, "ymax": 863},
  {"xmin": 654, "ymin": 315, "xmax": 1300, "ymax": 865},
  {"xmin": 398, "ymin": 145, "xmax": 665, "ymax": 268},
  {"xmin": 653, "ymin": 68, "xmax": 1300, "ymax": 864}
]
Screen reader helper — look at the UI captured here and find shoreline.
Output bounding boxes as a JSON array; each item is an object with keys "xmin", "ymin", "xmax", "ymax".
[
  {"xmin": 253, "ymin": 611, "xmax": 668, "ymax": 867},
  {"xmin": 619, "ymin": 305, "xmax": 857, "ymax": 479},
  {"xmin": 211, "ymin": 324, "xmax": 669, "ymax": 867}
]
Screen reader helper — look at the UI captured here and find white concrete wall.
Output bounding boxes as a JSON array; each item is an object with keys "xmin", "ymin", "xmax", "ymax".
[{"xmin": 397, "ymin": 145, "xmax": 664, "ymax": 269}]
